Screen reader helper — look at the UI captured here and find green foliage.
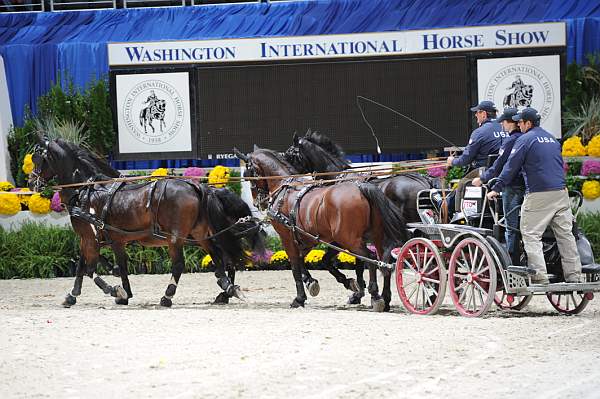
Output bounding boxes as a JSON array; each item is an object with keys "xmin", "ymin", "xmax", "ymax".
[
  {"xmin": 226, "ymin": 169, "xmax": 242, "ymax": 195},
  {"xmin": 563, "ymin": 53, "xmax": 600, "ymax": 136},
  {"xmin": 264, "ymin": 234, "xmax": 283, "ymax": 252},
  {"xmin": 566, "ymin": 175, "xmax": 584, "ymax": 192},
  {"xmin": 0, "ymin": 223, "xmax": 79, "ymax": 279},
  {"xmin": 577, "ymin": 212, "xmax": 600, "ymax": 262},
  {"xmin": 445, "ymin": 166, "xmax": 465, "ymax": 185},
  {"xmin": 563, "ymin": 97, "xmax": 600, "ymax": 144},
  {"xmin": 567, "ymin": 161, "xmax": 582, "ymax": 176}
]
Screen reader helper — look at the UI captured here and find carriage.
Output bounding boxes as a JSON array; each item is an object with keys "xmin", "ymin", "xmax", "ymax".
[{"xmin": 394, "ymin": 178, "xmax": 600, "ymax": 317}]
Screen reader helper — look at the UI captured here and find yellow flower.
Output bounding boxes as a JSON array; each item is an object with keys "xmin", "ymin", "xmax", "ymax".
[
  {"xmin": 22, "ymin": 154, "xmax": 34, "ymax": 175},
  {"xmin": 0, "ymin": 193, "xmax": 21, "ymax": 215},
  {"xmin": 208, "ymin": 166, "xmax": 231, "ymax": 188},
  {"xmin": 562, "ymin": 136, "xmax": 587, "ymax": 157},
  {"xmin": 336, "ymin": 252, "xmax": 356, "ymax": 265},
  {"xmin": 28, "ymin": 193, "xmax": 51, "ymax": 214},
  {"xmin": 0, "ymin": 181, "xmax": 15, "ymax": 192},
  {"xmin": 201, "ymin": 254, "xmax": 213, "ymax": 268},
  {"xmin": 19, "ymin": 188, "xmax": 30, "ymax": 206},
  {"xmin": 150, "ymin": 168, "xmax": 168, "ymax": 181},
  {"xmin": 586, "ymin": 135, "xmax": 600, "ymax": 157},
  {"xmin": 582, "ymin": 180, "xmax": 600, "ymax": 200},
  {"xmin": 304, "ymin": 249, "xmax": 325, "ymax": 264},
  {"xmin": 270, "ymin": 250, "xmax": 289, "ymax": 262}
]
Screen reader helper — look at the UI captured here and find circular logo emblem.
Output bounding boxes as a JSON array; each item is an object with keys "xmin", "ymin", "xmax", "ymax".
[
  {"xmin": 483, "ymin": 64, "xmax": 554, "ymax": 120},
  {"xmin": 122, "ymin": 80, "xmax": 185, "ymax": 145}
]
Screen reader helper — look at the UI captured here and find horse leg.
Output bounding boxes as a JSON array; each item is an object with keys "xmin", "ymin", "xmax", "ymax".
[
  {"xmin": 300, "ymin": 256, "xmax": 320, "ymax": 297},
  {"xmin": 368, "ymin": 263, "xmax": 385, "ymax": 312},
  {"xmin": 62, "ymin": 257, "xmax": 86, "ymax": 307},
  {"xmin": 112, "ymin": 244, "xmax": 132, "ymax": 305},
  {"xmin": 321, "ymin": 247, "xmax": 358, "ymax": 293},
  {"xmin": 213, "ymin": 260, "xmax": 243, "ymax": 304},
  {"xmin": 381, "ymin": 252, "xmax": 394, "ymax": 312},
  {"xmin": 348, "ymin": 260, "xmax": 366, "ymax": 305},
  {"xmin": 160, "ymin": 245, "xmax": 185, "ymax": 307}
]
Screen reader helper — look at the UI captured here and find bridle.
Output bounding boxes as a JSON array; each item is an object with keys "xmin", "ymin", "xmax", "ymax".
[{"xmin": 244, "ymin": 158, "xmax": 270, "ymax": 210}]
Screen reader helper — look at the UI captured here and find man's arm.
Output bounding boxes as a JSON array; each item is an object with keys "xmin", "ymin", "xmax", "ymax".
[
  {"xmin": 490, "ymin": 138, "xmax": 529, "ymax": 193},
  {"xmin": 452, "ymin": 131, "xmax": 482, "ymax": 167}
]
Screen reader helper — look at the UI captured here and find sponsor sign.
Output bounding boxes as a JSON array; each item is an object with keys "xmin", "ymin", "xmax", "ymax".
[
  {"xmin": 462, "ymin": 199, "xmax": 478, "ymax": 216},
  {"xmin": 116, "ymin": 72, "xmax": 192, "ymax": 154},
  {"xmin": 477, "ymin": 55, "xmax": 561, "ymax": 136},
  {"xmin": 464, "ymin": 186, "xmax": 483, "ymax": 199},
  {"xmin": 108, "ymin": 22, "xmax": 565, "ymax": 65}
]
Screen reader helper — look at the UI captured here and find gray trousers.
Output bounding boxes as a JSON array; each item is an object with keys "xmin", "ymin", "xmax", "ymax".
[{"xmin": 520, "ymin": 189, "xmax": 582, "ymax": 281}]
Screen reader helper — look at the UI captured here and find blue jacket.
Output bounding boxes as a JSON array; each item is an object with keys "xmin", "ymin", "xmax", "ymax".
[
  {"xmin": 452, "ymin": 119, "xmax": 506, "ymax": 168},
  {"xmin": 480, "ymin": 129, "xmax": 525, "ymax": 188},
  {"xmin": 491, "ymin": 126, "xmax": 565, "ymax": 194}
]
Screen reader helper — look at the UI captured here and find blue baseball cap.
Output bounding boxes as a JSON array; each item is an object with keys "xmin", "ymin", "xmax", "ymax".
[
  {"xmin": 470, "ymin": 100, "xmax": 497, "ymax": 113},
  {"xmin": 496, "ymin": 107, "xmax": 519, "ymax": 123},
  {"xmin": 512, "ymin": 107, "xmax": 541, "ymax": 122}
]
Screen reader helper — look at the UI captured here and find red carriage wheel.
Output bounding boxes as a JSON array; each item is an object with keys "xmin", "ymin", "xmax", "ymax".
[
  {"xmin": 546, "ymin": 291, "xmax": 590, "ymax": 315},
  {"xmin": 448, "ymin": 237, "xmax": 497, "ymax": 317},
  {"xmin": 396, "ymin": 238, "xmax": 447, "ymax": 315}
]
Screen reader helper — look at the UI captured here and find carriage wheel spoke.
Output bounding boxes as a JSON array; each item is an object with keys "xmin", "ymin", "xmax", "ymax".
[
  {"xmin": 471, "ymin": 245, "xmax": 480, "ymax": 273},
  {"xmin": 404, "ymin": 259, "xmax": 419, "ymax": 274},
  {"xmin": 408, "ymin": 284, "xmax": 418, "ymax": 302},
  {"xmin": 570, "ymin": 293, "xmax": 578, "ymax": 309},
  {"xmin": 424, "ymin": 282, "xmax": 439, "ymax": 298},
  {"xmin": 422, "ymin": 276, "xmax": 440, "ymax": 284}
]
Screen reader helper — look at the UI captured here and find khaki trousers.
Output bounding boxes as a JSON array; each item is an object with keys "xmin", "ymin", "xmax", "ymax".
[{"xmin": 520, "ymin": 189, "xmax": 582, "ymax": 280}]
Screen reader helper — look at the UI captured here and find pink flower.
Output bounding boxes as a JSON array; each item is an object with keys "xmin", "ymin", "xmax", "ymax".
[
  {"xmin": 252, "ymin": 250, "xmax": 273, "ymax": 264},
  {"xmin": 183, "ymin": 167, "xmax": 206, "ymax": 177},
  {"xmin": 581, "ymin": 160, "xmax": 600, "ymax": 176},
  {"xmin": 50, "ymin": 192, "xmax": 63, "ymax": 212},
  {"xmin": 428, "ymin": 166, "xmax": 447, "ymax": 178},
  {"xmin": 563, "ymin": 161, "xmax": 569, "ymax": 175}
]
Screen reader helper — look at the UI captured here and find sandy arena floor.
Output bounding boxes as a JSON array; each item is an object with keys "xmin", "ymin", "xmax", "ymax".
[{"xmin": 0, "ymin": 270, "xmax": 599, "ymax": 399}]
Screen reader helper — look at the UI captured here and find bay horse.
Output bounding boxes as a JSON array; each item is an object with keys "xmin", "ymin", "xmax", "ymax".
[
  {"xmin": 234, "ymin": 146, "xmax": 408, "ymax": 311},
  {"xmin": 285, "ymin": 131, "xmax": 434, "ymax": 304},
  {"xmin": 29, "ymin": 138, "xmax": 264, "ymax": 307}
]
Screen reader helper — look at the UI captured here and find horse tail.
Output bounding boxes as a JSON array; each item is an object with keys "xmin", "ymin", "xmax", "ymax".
[
  {"xmin": 212, "ymin": 188, "xmax": 266, "ymax": 256},
  {"xmin": 357, "ymin": 182, "xmax": 408, "ymax": 255}
]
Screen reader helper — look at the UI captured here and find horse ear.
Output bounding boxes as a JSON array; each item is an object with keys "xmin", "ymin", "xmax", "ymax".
[
  {"xmin": 292, "ymin": 132, "xmax": 299, "ymax": 146},
  {"xmin": 233, "ymin": 147, "xmax": 249, "ymax": 162}
]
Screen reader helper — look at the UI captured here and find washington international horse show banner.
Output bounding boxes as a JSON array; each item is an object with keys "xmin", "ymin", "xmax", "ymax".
[
  {"xmin": 108, "ymin": 22, "xmax": 565, "ymax": 65},
  {"xmin": 477, "ymin": 55, "xmax": 561, "ymax": 136},
  {"xmin": 115, "ymin": 72, "xmax": 192, "ymax": 154}
]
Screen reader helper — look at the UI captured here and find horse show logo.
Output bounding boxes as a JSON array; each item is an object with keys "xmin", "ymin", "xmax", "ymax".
[
  {"xmin": 122, "ymin": 80, "xmax": 185, "ymax": 145},
  {"xmin": 483, "ymin": 64, "xmax": 555, "ymax": 120}
]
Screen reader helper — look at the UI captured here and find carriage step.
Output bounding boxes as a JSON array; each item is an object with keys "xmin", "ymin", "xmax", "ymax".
[
  {"xmin": 507, "ymin": 266, "xmax": 537, "ymax": 276},
  {"xmin": 582, "ymin": 263, "xmax": 600, "ymax": 274}
]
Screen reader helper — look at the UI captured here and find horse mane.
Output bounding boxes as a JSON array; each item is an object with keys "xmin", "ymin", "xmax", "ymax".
[
  {"xmin": 255, "ymin": 148, "xmax": 300, "ymax": 174},
  {"xmin": 303, "ymin": 130, "xmax": 348, "ymax": 161},
  {"xmin": 56, "ymin": 139, "xmax": 120, "ymax": 179}
]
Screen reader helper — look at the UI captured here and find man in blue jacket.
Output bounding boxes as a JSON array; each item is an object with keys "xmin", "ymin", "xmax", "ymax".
[
  {"xmin": 473, "ymin": 107, "xmax": 525, "ymax": 265},
  {"xmin": 487, "ymin": 108, "xmax": 582, "ymax": 284},
  {"xmin": 446, "ymin": 100, "xmax": 505, "ymax": 212}
]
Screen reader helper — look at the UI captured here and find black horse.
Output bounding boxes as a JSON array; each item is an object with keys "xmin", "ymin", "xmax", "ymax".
[
  {"xmin": 284, "ymin": 131, "xmax": 434, "ymax": 304},
  {"xmin": 29, "ymin": 138, "xmax": 265, "ymax": 307}
]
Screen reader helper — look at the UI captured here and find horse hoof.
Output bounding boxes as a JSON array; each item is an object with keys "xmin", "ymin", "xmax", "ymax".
[
  {"xmin": 290, "ymin": 298, "xmax": 305, "ymax": 308},
  {"xmin": 348, "ymin": 278, "xmax": 360, "ymax": 293},
  {"xmin": 115, "ymin": 286, "xmax": 127, "ymax": 301},
  {"xmin": 371, "ymin": 298, "xmax": 385, "ymax": 313},
  {"xmin": 115, "ymin": 297, "xmax": 129, "ymax": 305},
  {"xmin": 213, "ymin": 292, "xmax": 230, "ymax": 305},
  {"xmin": 232, "ymin": 286, "xmax": 246, "ymax": 301},
  {"xmin": 307, "ymin": 280, "xmax": 320, "ymax": 297},
  {"xmin": 112, "ymin": 266, "xmax": 121, "ymax": 278},
  {"xmin": 347, "ymin": 292, "xmax": 363, "ymax": 305},
  {"xmin": 160, "ymin": 296, "xmax": 172, "ymax": 307},
  {"xmin": 62, "ymin": 293, "xmax": 77, "ymax": 308},
  {"xmin": 383, "ymin": 303, "xmax": 391, "ymax": 312}
]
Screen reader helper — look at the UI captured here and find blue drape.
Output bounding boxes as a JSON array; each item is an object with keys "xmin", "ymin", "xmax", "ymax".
[{"xmin": 0, "ymin": 0, "xmax": 599, "ymax": 167}]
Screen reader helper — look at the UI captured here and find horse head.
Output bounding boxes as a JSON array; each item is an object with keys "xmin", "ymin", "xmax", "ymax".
[
  {"xmin": 28, "ymin": 138, "xmax": 72, "ymax": 191},
  {"xmin": 288, "ymin": 131, "xmax": 350, "ymax": 176}
]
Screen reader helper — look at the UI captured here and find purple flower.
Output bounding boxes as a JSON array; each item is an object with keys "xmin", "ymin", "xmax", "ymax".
[
  {"xmin": 251, "ymin": 250, "xmax": 273, "ymax": 264},
  {"xmin": 183, "ymin": 167, "xmax": 206, "ymax": 177},
  {"xmin": 581, "ymin": 160, "xmax": 600, "ymax": 176},
  {"xmin": 50, "ymin": 192, "xmax": 63, "ymax": 212},
  {"xmin": 428, "ymin": 166, "xmax": 447, "ymax": 178}
]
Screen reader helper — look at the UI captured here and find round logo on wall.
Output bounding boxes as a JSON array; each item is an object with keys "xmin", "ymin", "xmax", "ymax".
[
  {"xmin": 122, "ymin": 80, "xmax": 185, "ymax": 145},
  {"xmin": 482, "ymin": 63, "xmax": 555, "ymax": 120}
]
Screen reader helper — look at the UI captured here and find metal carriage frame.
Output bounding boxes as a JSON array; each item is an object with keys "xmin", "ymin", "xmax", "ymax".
[{"xmin": 394, "ymin": 185, "xmax": 600, "ymax": 317}]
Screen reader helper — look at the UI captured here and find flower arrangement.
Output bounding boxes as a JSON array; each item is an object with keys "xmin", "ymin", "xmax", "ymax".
[
  {"xmin": 586, "ymin": 135, "xmax": 600, "ymax": 157},
  {"xmin": 582, "ymin": 180, "xmax": 600, "ymax": 200},
  {"xmin": 562, "ymin": 136, "xmax": 587, "ymax": 157},
  {"xmin": 336, "ymin": 252, "xmax": 356, "ymax": 265},
  {"xmin": 0, "ymin": 181, "xmax": 15, "ymax": 192},
  {"xmin": 208, "ymin": 166, "xmax": 231, "ymax": 188},
  {"xmin": 183, "ymin": 167, "xmax": 206, "ymax": 178},
  {"xmin": 251, "ymin": 249, "xmax": 273, "ymax": 267},
  {"xmin": 28, "ymin": 193, "xmax": 51, "ymax": 214},
  {"xmin": 304, "ymin": 249, "xmax": 325, "ymax": 268},
  {"xmin": 14, "ymin": 188, "xmax": 30, "ymax": 208},
  {"xmin": 427, "ymin": 166, "xmax": 447, "ymax": 178},
  {"xmin": 150, "ymin": 168, "xmax": 168, "ymax": 180},
  {"xmin": 0, "ymin": 193, "xmax": 21, "ymax": 215},
  {"xmin": 201, "ymin": 254, "xmax": 214, "ymax": 269},
  {"xmin": 581, "ymin": 159, "xmax": 600, "ymax": 176},
  {"xmin": 22, "ymin": 154, "xmax": 34, "ymax": 175},
  {"xmin": 269, "ymin": 250, "xmax": 290, "ymax": 269},
  {"xmin": 50, "ymin": 192, "xmax": 63, "ymax": 212}
]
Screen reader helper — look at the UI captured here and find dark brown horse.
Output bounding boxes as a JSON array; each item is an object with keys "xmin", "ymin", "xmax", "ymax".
[
  {"xmin": 235, "ymin": 146, "xmax": 407, "ymax": 311},
  {"xmin": 29, "ymin": 138, "xmax": 264, "ymax": 307},
  {"xmin": 284, "ymin": 131, "xmax": 434, "ymax": 303}
]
